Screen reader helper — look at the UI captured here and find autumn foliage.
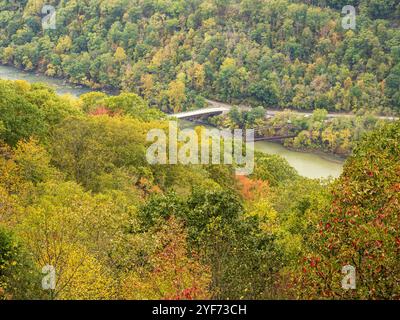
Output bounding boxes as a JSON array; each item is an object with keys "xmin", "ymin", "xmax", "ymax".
[{"xmin": 291, "ymin": 121, "xmax": 400, "ymax": 299}]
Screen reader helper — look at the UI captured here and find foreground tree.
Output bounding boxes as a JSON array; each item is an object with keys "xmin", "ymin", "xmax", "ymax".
[
  {"xmin": 120, "ymin": 216, "xmax": 211, "ymax": 300},
  {"xmin": 292, "ymin": 121, "xmax": 400, "ymax": 299}
]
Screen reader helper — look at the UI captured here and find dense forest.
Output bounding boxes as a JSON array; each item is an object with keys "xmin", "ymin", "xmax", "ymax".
[
  {"xmin": 0, "ymin": 80, "xmax": 399, "ymax": 299},
  {"xmin": 0, "ymin": 0, "xmax": 399, "ymax": 301},
  {"xmin": 0, "ymin": 0, "xmax": 399, "ymax": 114}
]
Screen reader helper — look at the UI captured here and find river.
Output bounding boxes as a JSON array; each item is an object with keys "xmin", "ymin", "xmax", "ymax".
[
  {"xmin": 0, "ymin": 64, "xmax": 344, "ymax": 179},
  {"xmin": 253, "ymin": 141, "xmax": 343, "ymax": 179},
  {"xmin": 0, "ymin": 64, "xmax": 91, "ymax": 96}
]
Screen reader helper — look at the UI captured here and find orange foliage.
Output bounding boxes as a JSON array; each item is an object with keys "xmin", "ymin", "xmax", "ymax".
[
  {"xmin": 137, "ymin": 177, "xmax": 162, "ymax": 195},
  {"xmin": 236, "ymin": 175, "xmax": 270, "ymax": 201}
]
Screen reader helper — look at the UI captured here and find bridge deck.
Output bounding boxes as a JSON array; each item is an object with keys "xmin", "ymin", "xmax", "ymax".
[{"xmin": 171, "ymin": 107, "xmax": 230, "ymax": 119}]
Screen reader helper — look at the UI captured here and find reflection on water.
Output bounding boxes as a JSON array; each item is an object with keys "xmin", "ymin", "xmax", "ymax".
[{"xmin": 0, "ymin": 65, "xmax": 344, "ymax": 179}]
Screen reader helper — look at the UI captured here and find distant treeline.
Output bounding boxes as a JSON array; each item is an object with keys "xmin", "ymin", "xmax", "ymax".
[{"xmin": 0, "ymin": 0, "xmax": 399, "ymax": 114}]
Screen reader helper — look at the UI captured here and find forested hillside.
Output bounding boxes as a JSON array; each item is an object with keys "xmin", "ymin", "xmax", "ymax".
[
  {"xmin": 0, "ymin": 0, "xmax": 399, "ymax": 301},
  {"xmin": 0, "ymin": 0, "xmax": 399, "ymax": 113},
  {"xmin": 0, "ymin": 79, "xmax": 399, "ymax": 299}
]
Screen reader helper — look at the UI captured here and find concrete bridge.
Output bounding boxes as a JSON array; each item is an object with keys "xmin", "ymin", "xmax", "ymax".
[{"xmin": 170, "ymin": 106, "xmax": 230, "ymax": 120}]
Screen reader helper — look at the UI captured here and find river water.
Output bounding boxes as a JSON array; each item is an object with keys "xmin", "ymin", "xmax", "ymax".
[
  {"xmin": 253, "ymin": 141, "xmax": 343, "ymax": 179},
  {"xmin": 0, "ymin": 65, "xmax": 91, "ymax": 96},
  {"xmin": 0, "ymin": 64, "xmax": 344, "ymax": 179}
]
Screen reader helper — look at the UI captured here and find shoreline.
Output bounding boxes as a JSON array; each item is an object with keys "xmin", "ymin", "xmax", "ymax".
[
  {"xmin": 182, "ymin": 120, "xmax": 345, "ymax": 166},
  {"xmin": 0, "ymin": 63, "xmax": 118, "ymax": 96},
  {"xmin": 2, "ymin": 63, "xmax": 398, "ymax": 120},
  {"xmin": 0, "ymin": 63, "xmax": 345, "ymax": 169}
]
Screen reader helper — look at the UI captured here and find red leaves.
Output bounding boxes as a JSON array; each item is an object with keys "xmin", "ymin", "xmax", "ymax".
[
  {"xmin": 309, "ymin": 257, "xmax": 320, "ymax": 268},
  {"xmin": 325, "ymin": 223, "xmax": 331, "ymax": 230},
  {"xmin": 169, "ymin": 287, "xmax": 200, "ymax": 300},
  {"xmin": 395, "ymin": 237, "xmax": 400, "ymax": 248},
  {"xmin": 291, "ymin": 122, "xmax": 400, "ymax": 299},
  {"xmin": 151, "ymin": 217, "xmax": 212, "ymax": 300}
]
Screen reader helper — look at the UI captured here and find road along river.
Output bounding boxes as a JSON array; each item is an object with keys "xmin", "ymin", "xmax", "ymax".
[{"xmin": 0, "ymin": 64, "xmax": 344, "ymax": 179}]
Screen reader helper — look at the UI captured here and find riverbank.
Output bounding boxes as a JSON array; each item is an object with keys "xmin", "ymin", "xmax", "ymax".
[
  {"xmin": 0, "ymin": 64, "xmax": 344, "ymax": 179},
  {"xmin": 181, "ymin": 120, "xmax": 344, "ymax": 179},
  {"xmin": 183, "ymin": 119, "xmax": 346, "ymax": 164},
  {"xmin": 0, "ymin": 64, "xmax": 92, "ymax": 96}
]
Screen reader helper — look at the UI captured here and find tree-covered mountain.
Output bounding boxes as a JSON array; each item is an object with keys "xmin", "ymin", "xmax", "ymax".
[
  {"xmin": 1, "ymin": 0, "xmax": 400, "ymax": 301},
  {"xmin": 0, "ymin": 0, "xmax": 399, "ymax": 113},
  {"xmin": 1, "ymin": 79, "xmax": 399, "ymax": 299}
]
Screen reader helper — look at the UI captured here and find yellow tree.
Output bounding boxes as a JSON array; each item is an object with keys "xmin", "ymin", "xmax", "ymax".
[
  {"xmin": 187, "ymin": 63, "xmax": 205, "ymax": 90},
  {"xmin": 167, "ymin": 79, "xmax": 186, "ymax": 113},
  {"xmin": 15, "ymin": 181, "xmax": 123, "ymax": 300},
  {"xmin": 140, "ymin": 74, "xmax": 154, "ymax": 100},
  {"xmin": 24, "ymin": 0, "xmax": 44, "ymax": 16},
  {"xmin": 114, "ymin": 47, "xmax": 127, "ymax": 64},
  {"xmin": 55, "ymin": 36, "xmax": 72, "ymax": 54},
  {"xmin": 2, "ymin": 47, "xmax": 14, "ymax": 64}
]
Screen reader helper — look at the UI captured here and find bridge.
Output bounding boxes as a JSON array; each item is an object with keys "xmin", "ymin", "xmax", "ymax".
[{"xmin": 170, "ymin": 106, "xmax": 230, "ymax": 120}]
